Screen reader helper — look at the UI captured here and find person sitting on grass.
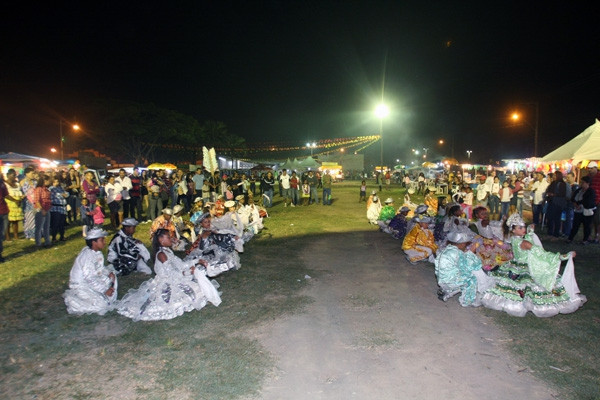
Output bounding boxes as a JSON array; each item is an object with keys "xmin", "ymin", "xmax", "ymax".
[
  {"xmin": 107, "ymin": 218, "xmax": 152, "ymax": 276},
  {"xmin": 186, "ymin": 212, "xmax": 241, "ymax": 277},
  {"xmin": 63, "ymin": 228, "xmax": 118, "ymax": 316},
  {"xmin": 367, "ymin": 195, "xmax": 382, "ymax": 225},
  {"xmin": 117, "ymin": 228, "xmax": 221, "ymax": 322},
  {"xmin": 376, "ymin": 197, "xmax": 396, "ymax": 232},
  {"xmin": 402, "ymin": 215, "xmax": 437, "ymax": 264},
  {"xmin": 435, "ymin": 230, "xmax": 493, "ymax": 307},
  {"xmin": 387, "ymin": 206, "xmax": 410, "ymax": 240},
  {"xmin": 481, "ymin": 213, "xmax": 587, "ymax": 317}
]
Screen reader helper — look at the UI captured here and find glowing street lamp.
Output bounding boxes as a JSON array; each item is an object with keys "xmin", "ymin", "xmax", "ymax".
[
  {"xmin": 466, "ymin": 150, "xmax": 472, "ymax": 160},
  {"xmin": 306, "ymin": 142, "xmax": 317, "ymax": 156},
  {"xmin": 59, "ymin": 119, "xmax": 81, "ymax": 161},
  {"xmin": 375, "ymin": 103, "xmax": 389, "ymax": 174},
  {"xmin": 510, "ymin": 102, "xmax": 539, "ymax": 157}
]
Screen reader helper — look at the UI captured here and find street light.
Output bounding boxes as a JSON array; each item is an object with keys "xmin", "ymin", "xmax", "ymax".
[
  {"xmin": 59, "ymin": 119, "xmax": 80, "ymax": 161},
  {"xmin": 466, "ymin": 150, "xmax": 472, "ymax": 160},
  {"xmin": 375, "ymin": 103, "xmax": 389, "ymax": 175},
  {"xmin": 510, "ymin": 101, "xmax": 539, "ymax": 157},
  {"xmin": 306, "ymin": 142, "xmax": 317, "ymax": 156},
  {"xmin": 423, "ymin": 147, "xmax": 429, "ymax": 159}
]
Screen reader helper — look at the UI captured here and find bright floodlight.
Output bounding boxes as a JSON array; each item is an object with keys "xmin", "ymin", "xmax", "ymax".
[
  {"xmin": 73, "ymin": 124, "xmax": 80, "ymax": 131},
  {"xmin": 375, "ymin": 104, "xmax": 390, "ymax": 118},
  {"xmin": 306, "ymin": 142, "xmax": 310, "ymax": 147},
  {"xmin": 511, "ymin": 113, "xmax": 520, "ymax": 121}
]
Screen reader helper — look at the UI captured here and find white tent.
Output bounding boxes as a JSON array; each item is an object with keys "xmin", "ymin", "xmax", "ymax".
[{"xmin": 541, "ymin": 119, "xmax": 600, "ymax": 164}]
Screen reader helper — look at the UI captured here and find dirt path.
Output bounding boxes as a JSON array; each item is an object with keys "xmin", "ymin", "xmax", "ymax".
[{"xmin": 252, "ymin": 230, "xmax": 558, "ymax": 399}]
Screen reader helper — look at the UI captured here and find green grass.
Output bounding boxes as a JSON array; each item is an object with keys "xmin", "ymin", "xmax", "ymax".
[{"xmin": 0, "ymin": 181, "xmax": 599, "ymax": 399}]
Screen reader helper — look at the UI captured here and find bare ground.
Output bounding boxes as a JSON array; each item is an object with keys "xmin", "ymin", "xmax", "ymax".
[{"xmin": 251, "ymin": 230, "xmax": 559, "ymax": 400}]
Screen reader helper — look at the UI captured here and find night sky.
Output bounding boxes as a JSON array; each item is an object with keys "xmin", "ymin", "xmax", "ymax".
[{"xmin": 2, "ymin": 1, "xmax": 599, "ymax": 166}]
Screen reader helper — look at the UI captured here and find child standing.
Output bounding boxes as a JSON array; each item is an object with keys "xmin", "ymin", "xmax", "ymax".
[
  {"xmin": 301, "ymin": 180, "xmax": 310, "ymax": 206},
  {"xmin": 359, "ymin": 180, "xmax": 367, "ymax": 202},
  {"xmin": 499, "ymin": 180, "xmax": 512, "ymax": 219},
  {"xmin": 91, "ymin": 199, "xmax": 105, "ymax": 229},
  {"xmin": 80, "ymin": 197, "xmax": 94, "ymax": 237}
]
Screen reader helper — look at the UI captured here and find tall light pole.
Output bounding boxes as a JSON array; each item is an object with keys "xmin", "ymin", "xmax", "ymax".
[
  {"xmin": 466, "ymin": 150, "xmax": 472, "ymax": 160},
  {"xmin": 375, "ymin": 104, "xmax": 389, "ymax": 175},
  {"xmin": 423, "ymin": 147, "xmax": 429, "ymax": 159},
  {"xmin": 59, "ymin": 119, "xmax": 80, "ymax": 161},
  {"xmin": 510, "ymin": 101, "xmax": 539, "ymax": 157},
  {"xmin": 306, "ymin": 142, "xmax": 316, "ymax": 156}
]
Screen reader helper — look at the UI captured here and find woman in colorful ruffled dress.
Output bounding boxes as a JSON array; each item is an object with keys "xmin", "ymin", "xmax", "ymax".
[
  {"xmin": 481, "ymin": 214, "xmax": 586, "ymax": 317},
  {"xmin": 470, "ymin": 206, "xmax": 513, "ymax": 271},
  {"xmin": 117, "ymin": 228, "xmax": 221, "ymax": 321}
]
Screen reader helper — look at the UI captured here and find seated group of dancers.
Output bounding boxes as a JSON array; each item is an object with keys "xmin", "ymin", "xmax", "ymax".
[
  {"xmin": 374, "ymin": 195, "xmax": 587, "ymax": 317},
  {"xmin": 63, "ymin": 195, "xmax": 266, "ymax": 321}
]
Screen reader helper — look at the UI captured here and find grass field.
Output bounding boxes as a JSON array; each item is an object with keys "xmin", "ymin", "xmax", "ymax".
[{"xmin": 0, "ymin": 181, "xmax": 598, "ymax": 399}]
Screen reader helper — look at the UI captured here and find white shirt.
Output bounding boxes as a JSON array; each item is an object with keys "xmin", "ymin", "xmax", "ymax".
[
  {"xmin": 531, "ymin": 179, "xmax": 549, "ymax": 205},
  {"xmin": 105, "ymin": 182, "xmax": 123, "ymax": 203},
  {"xmin": 115, "ymin": 176, "xmax": 132, "ymax": 200},
  {"xmin": 280, "ymin": 174, "xmax": 290, "ymax": 189}
]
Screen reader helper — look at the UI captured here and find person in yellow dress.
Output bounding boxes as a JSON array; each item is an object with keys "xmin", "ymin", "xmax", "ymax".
[
  {"xmin": 402, "ymin": 215, "xmax": 438, "ymax": 264},
  {"xmin": 4, "ymin": 169, "xmax": 24, "ymax": 240}
]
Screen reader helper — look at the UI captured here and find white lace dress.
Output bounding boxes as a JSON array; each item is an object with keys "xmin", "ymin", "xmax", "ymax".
[{"xmin": 117, "ymin": 247, "xmax": 221, "ymax": 321}]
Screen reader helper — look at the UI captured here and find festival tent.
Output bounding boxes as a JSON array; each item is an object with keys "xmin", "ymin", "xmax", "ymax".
[
  {"xmin": 279, "ymin": 158, "xmax": 292, "ymax": 169},
  {"xmin": 291, "ymin": 158, "xmax": 302, "ymax": 170},
  {"xmin": 299, "ymin": 156, "xmax": 320, "ymax": 169},
  {"xmin": 541, "ymin": 119, "xmax": 600, "ymax": 164}
]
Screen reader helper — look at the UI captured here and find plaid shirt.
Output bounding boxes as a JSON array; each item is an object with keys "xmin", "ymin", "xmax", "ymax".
[{"xmin": 50, "ymin": 185, "xmax": 67, "ymax": 214}]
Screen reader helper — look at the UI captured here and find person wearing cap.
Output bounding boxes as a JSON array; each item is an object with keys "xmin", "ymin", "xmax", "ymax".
[
  {"xmin": 366, "ymin": 190, "xmax": 377, "ymax": 209},
  {"xmin": 376, "ymin": 198, "xmax": 396, "ymax": 232},
  {"xmin": 586, "ymin": 161, "xmax": 600, "ymax": 243},
  {"xmin": 435, "ymin": 230, "xmax": 492, "ymax": 306},
  {"xmin": 149, "ymin": 208, "xmax": 183, "ymax": 250},
  {"xmin": 387, "ymin": 206, "xmax": 410, "ymax": 240},
  {"xmin": 210, "ymin": 200, "xmax": 245, "ymax": 252},
  {"xmin": 481, "ymin": 213, "xmax": 586, "ymax": 317},
  {"xmin": 402, "ymin": 215, "xmax": 437, "ymax": 264},
  {"xmin": 107, "ymin": 218, "xmax": 152, "ymax": 276},
  {"xmin": 64, "ymin": 228, "xmax": 118, "ymax": 315},
  {"xmin": 117, "ymin": 228, "xmax": 221, "ymax": 321},
  {"xmin": 367, "ymin": 195, "xmax": 382, "ymax": 224}
]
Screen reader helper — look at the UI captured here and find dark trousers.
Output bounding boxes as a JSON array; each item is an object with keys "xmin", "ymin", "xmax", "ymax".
[
  {"xmin": 546, "ymin": 203, "xmax": 564, "ymax": 237},
  {"xmin": 532, "ymin": 203, "xmax": 544, "ymax": 225},
  {"xmin": 568, "ymin": 212, "xmax": 593, "ymax": 242},
  {"xmin": 122, "ymin": 198, "xmax": 131, "ymax": 219},
  {"xmin": 129, "ymin": 196, "xmax": 142, "ymax": 220},
  {"xmin": 50, "ymin": 212, "xmax": 66, "ymax": 240}
]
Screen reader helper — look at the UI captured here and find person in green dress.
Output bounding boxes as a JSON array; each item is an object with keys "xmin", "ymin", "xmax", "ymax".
[{"xmin": 481, "ymin": 213, "xmax": 586, "ymax": 317}]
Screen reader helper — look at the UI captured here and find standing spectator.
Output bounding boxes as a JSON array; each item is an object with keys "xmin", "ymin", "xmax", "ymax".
[
  {"xmin": 20, "ymin": 167, "xmax": 37, "ymax": 240},
  {"xmin": 0, "ymin": 173, "xmax": 8, "ymax": 261},
  {"xmin": 562, "ymin": 172, "xmax": 577, "ymax": 237},
  {"xmin": 5, "ymin": 169, "xmax": 23, "ymax": 241},
  {"xmin": 475, "ymin": 175, "xmax": 489, "ymax": 207},
  {"xmin": 530, "ymin": 172, "xmax": 549, "ymax": 226},
  {"xmin": 301, "ymin": 179, "xmax": 310, "ymax": 206},
  {"xmin": 192, "ymin": 168, "xmax": 205, "ymax": 199},
  {"xmin": 147, "ymin": 184, "xmax": 162, "ymax": 222},
  {"xmin": 141, "ymin": 169, "xmax": 149, "ymax": 212},
  {"xmin": 261, "ymin": 171, "xmax": 275, "ymax": 208},
  {"xmin": 306, "ymin": 170, "xmax": 319, "ymax": 205},
  {"xmin": 567, "ymin": 176, "xmax": 596, "ymax": 244},
  {"xmin": 65, "ymin": 168, "xmax": 80, "ymax": 224},
  {"xmin": 499, "ymin": 180, "xmax": 512, "ymax": 219},
  {"xmin": 290, "ymin": 171, "xmax": 299, "ymax": 207},
  {"xmin": 33, "ymin": 174, "xmax": 52, "ymax": 248},
  {"xmin": 49, "ymin": 177, "xmax": 68, "ymax": 242},
  {"xmin": 587, "ymin": 161, "xmax": 600, "ymax": 243},
  {"xmin": 105, "ymin": 175, "xmax": 123, "ymax": 230},
  {"xmin": 322, "ymin": 170, "xmax": 332, "ymax": 205},
  {"xmin": 128, "ymin": 167, "xmax": 143, "ymax": 221},
  {"xmin": 359, "ymin": 180, "xmax": 367, "ymax": 202},
  {"xmin": 545, "ymin": 171, "xmax": 568, "ymax": 239},
  {"xmin": 115, "ymin": 168, "xmax": 133, "ymax": 220},
  {"xmin": 279, "ymin": 169, "xmax": 291, "ymax": 207},
  {"xmin": 385, "ymin": 170, "xmax": 391, "ymax": 190},
  {"xmin": 488, "ymin": 176, "xmax": 500, "ymax": 220},
  {"xmin": 249, "ymin": 172, "xmax": 258, "ymax": 196},
  {"xmin": 80, "ymin": 197, "xmax": 93, "ymax": 237},
  {"xmin": 81, "ymin": 170, "xmax": 100, "ymax": 209}
]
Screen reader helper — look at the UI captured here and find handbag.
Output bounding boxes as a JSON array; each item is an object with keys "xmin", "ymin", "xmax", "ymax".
[{"xmin": 583, "ymin": 208, "xmax": 595, "ymax": 217}]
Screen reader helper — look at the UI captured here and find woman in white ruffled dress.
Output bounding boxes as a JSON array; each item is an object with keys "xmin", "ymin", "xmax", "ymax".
[{"xmin": 117, "ymin": 229, "xmax": 221, "ymax": 321}]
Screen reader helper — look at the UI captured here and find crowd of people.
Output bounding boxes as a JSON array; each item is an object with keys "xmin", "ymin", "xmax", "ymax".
[
  {"xmin": 370, "ymin": 164, "xmax": 598, "ymax": 317},
  {"xmin": 63, "ymin": 182, "xmax": 267, "ymax": 320}
]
